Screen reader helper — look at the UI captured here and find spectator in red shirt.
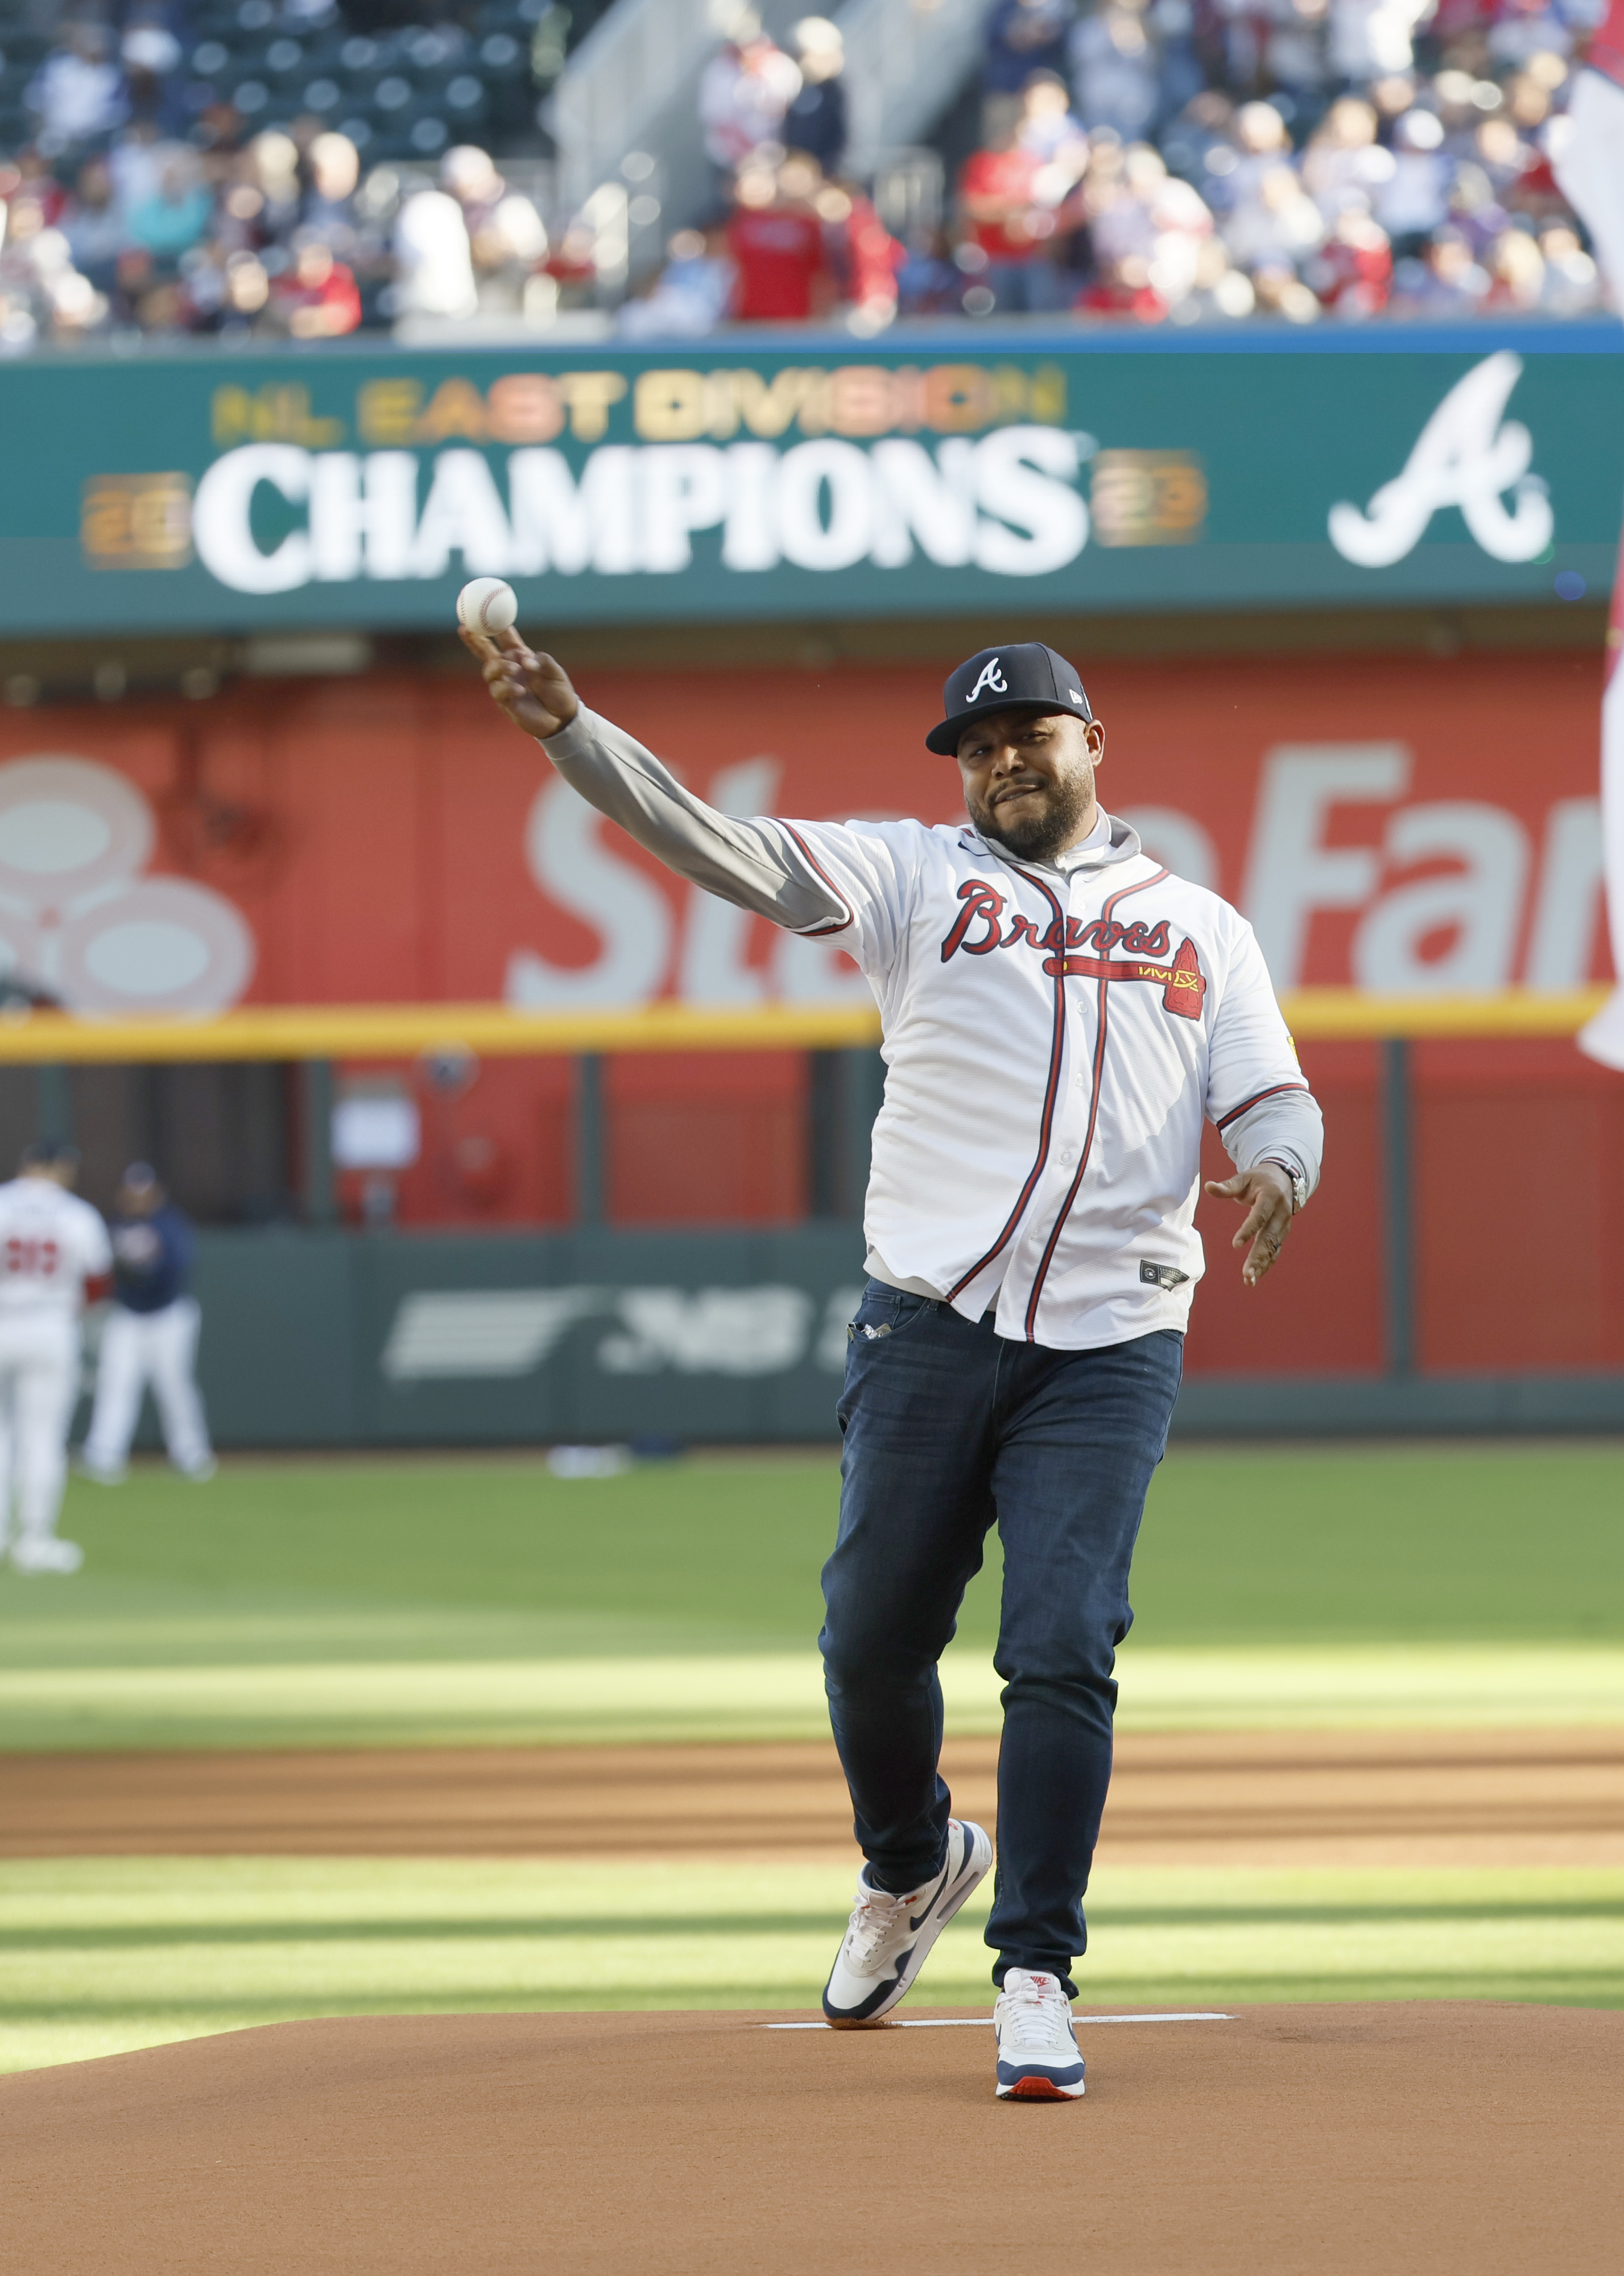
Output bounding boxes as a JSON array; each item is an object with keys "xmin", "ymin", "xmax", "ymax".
[
  {"xmin": 1590, "ymin": 0, "xmax": 1624, "ymax": 85},
  {"xmin": 268, "ymin": 234, "xmax": 361, "ymax": 339},
  {"xmin": 1307, "ymin": 206, "xmax": 1392, "ymax": 315},
  {"xmin": 817, "ymin": 176, "xmax": 904, "ymax": 329},
  {"xmin": 956, "ymin": 96, "xmax": 1067, "ymax": 310},
  {"xmin": 1075, "ymin": 251, "xmax": 1168, "ymax": 319},
  {"xmin": 728, "ymin": 159, "xmax": 833, "ymax": 320},
  {"xmin": 543, "ymin": 223, "xmax": 599, "ymax": 308}
]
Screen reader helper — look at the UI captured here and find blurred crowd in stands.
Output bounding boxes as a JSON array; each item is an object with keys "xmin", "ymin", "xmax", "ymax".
[
  {"xmin": 0, "ymin": 0, "xmax": 1609, "ymax": 349},
  {"xmin": 639, "ymin": 0, "xmax": 1608, "ymax": 326},
  {"xmin": 0, "ymin": 0, "xmax": 559, "ymax": 348}
]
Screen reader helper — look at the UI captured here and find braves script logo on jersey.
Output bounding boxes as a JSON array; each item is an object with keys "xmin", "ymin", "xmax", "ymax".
[
  {"xmin": 940, "ymin": 881, "xmax": 1207, "ymax": 1020},
  {"xmin": 967, "ymin": 657, "xmax": 1009, "ymax": 702}
]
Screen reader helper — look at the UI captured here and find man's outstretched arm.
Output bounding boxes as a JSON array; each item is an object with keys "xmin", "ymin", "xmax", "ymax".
[{"xmin": 462, "ymin": 626, "xmax": 847, "ymax": 933}]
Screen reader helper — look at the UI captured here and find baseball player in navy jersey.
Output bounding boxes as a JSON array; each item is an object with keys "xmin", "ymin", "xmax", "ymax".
[
  {"xmin": 80, "ymin": 1164, "xmax": 215, "ymax": 1486},
  {"xmin": 468, "ymin": 629, "xmax": 1323, "ymax": 2102},
  {"xmin": 0, "ymin": 1143, "xmax": 113, "ymax": 1574}
]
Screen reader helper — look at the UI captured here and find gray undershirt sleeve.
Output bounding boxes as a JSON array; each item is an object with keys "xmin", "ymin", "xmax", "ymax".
[
  {"xmin": 541, "ymin": 708, "xmax": 846, "ymax": 933},
  {"xmin": 1221, "ymin": 1090, "xmax": 1324, "ymax": 1201}
]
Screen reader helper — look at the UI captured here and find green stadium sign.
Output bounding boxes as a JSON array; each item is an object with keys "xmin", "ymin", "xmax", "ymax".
[{"xmin": 2, "ymin": 329, "xmax": 1619, "ymax": 633}]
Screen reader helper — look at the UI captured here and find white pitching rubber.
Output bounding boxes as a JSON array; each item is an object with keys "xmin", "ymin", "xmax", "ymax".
[{"xmin": 457, "ymin": 578, "xmax": 518, "ymax": 634}]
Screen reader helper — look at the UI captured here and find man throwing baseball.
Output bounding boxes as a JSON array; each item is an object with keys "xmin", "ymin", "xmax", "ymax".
[{"xmin": 468, "ymin": 630, "xmax": 1323, "ymax": 2102}]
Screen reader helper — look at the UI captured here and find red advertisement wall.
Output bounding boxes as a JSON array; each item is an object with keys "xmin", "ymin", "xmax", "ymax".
[
  {"xmin": 0, "ymin": 647, "xmax": 1614, "ymax": 1375},
  {"xmin": 0, "ymin": 649, "xmax": 1605, "ymax": 1013}
]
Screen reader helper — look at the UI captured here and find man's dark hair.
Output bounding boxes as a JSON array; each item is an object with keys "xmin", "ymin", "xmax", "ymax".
[{"xmin": 19, "ymin": 1140, "xmax": 80, "ymax": 1174}]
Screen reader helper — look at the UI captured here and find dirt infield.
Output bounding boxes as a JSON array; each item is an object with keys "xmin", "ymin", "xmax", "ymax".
[
  {"xmin": 4, "ymin": 1725, "xmax": 1621, "ymax": 1866},
  {"xmin": 2, "ymin": 2002, "xmax": 1618, "ymax": 2275}
]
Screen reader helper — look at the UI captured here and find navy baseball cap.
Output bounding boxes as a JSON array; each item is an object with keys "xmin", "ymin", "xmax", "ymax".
[
  {"xmin": 925, "ymin": 643, "xmax": 1094, "ymax": 757},
  {"xmin": 19, "ymin": 1141, "xmax": 79, "ymax": 1173}
]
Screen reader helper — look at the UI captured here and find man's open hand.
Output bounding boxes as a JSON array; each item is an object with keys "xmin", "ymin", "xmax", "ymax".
[
  {"xmin": 459, "ymin": 625, "xmax": 579, "ymax": 741},
  {"xmin": 1203, "ymin": 1162, "xmax": 1296, "ymax": 1288}
]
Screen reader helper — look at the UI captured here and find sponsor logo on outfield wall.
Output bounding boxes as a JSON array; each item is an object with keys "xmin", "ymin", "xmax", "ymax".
[
  {"xmin": 0, "ymin": 653, "xmax": 1606, "ymax": 1016},
  {"xmin": 381, "ymin": 1284, "xmax": 862, "ymax": 1380}
]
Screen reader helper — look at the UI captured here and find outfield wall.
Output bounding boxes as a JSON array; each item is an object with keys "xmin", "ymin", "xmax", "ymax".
[
  {"xmin": 8, "ymin": 325, "xmax": 1618, "ymax": 1434},
  {"xmin": 9, "ymin": 638, "xmax": 1621, "ymax": 1425},
  {"xmin": 0, "ymin": 642, "xmax": 1607, "ymax": 1080},
  {"xmin": 105, "ymin": 1126, "xmax": 1623, "ymax": 1450}
]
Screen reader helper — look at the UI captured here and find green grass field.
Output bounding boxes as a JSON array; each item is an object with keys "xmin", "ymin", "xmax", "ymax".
[
  {"xmin": 1, "ymin": 1443, "xmax": 1619, "ymax": 1749},
  {"xmin": 4, "ymin": 1858, "xmax": 1620, "ymax": 2077},
  {"xmin": 15, "ymin": 1440, "xmax": 1624, "ymax": 1643},
  {"xmin": 2, "ymin": 1442, "xmax": 1621, "ymax": 2069}
]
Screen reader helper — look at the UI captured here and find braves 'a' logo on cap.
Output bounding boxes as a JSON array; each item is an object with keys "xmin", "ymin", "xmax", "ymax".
[{"xmin": 967, "ymin": 657, "xmax": 1008, "ymax": 702}]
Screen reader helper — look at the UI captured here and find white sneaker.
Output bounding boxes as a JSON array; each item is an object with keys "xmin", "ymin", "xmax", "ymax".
[
  {"xmin": 76, "ymin": 1458, "xmax": 126, "ymax": 1486},
  {"xmin": 179, "ymin": 1458, "xmax": 217, "ymax": 1482},
  {"xmin": 12, "ymin": 1535, "xmax": 84, "ymax": 1574},
  {"xmin": 994, "ymin": 1968, "xmax": 1086, "ymax": 2100},
  {"xmin": 823, "ymin": 1817, "xmax": 992, "ymax": 2027}
]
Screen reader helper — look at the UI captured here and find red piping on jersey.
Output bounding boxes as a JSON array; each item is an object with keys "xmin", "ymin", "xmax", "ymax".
[
  {"xmin": 945, "ymin": 864, "xmax": 1069, "ymax": 1303},
  {"xmin": 1213, "ymin": 1079, "xmax": 1310, "ymax": 1133},
  {"xmin": 777, "ymin": 822, "xmax": 854, "ymax": 937},
  {"xmin": 1022, "ymin": 866, "xmax": 1171, "ymax": 1342}
]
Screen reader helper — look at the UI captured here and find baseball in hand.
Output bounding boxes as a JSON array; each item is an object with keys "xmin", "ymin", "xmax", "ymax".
[{"xmin": 457, "ymin": 578, "xmax": 519, "ymax": 636}]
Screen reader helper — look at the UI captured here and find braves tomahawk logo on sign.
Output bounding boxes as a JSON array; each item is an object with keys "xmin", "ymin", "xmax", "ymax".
[
  {"xmin": 966, "ymin": 657, "xmax": 1009, "ymax": 702},
  {"xmin": 1327, "ymin": 351, "xmax": 1553, "ymax": 568},
  {"xmin": 939, "ymin": 881, "xmax": 1207, "ymax": 1019}
]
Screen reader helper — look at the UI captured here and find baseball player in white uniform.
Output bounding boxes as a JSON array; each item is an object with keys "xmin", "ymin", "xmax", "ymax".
[
  {"xmin": 468, "ymin": 628, "xmax": 1324, "ymax": 2101},
  {"xmin": 0, "ymin": 1143, "xmax": 113, "ymax": 1574}
]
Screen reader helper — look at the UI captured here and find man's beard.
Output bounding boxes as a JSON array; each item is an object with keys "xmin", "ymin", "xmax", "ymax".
[{"xmin": 969, "ymin": 769, "xmax": 1094, "ymax": 864}]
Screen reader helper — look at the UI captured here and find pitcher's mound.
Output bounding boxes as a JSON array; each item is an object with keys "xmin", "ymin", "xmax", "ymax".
[{"xmin": 2, "ymin": 2003, "xmax": 1618, "ymax": 2275}]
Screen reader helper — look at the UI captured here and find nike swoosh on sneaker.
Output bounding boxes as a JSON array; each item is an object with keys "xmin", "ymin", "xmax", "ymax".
[
  {"xmin": 823, "ymin": 1820, "xmax": 992, "ymax": 2026},
  {"xmin": 907, "ymin": 1855, "xmax": 953, "ymax": 1932}
]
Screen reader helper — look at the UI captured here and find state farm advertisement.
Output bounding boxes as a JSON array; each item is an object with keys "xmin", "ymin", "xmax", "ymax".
[{"xmin": 0, "ymin": 648, "xmax": 1605, "ymax": 1017}]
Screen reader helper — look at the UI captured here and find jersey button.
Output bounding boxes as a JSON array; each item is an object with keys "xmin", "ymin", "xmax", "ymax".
[{"xmin": 1058, "ymin": 1145, "xmax": 1078, "ymax": 1165}]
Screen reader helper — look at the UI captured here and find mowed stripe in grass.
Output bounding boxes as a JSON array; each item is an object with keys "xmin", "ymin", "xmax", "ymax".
[
  {"xmin": 1, "ymin": 1858, "xmax": 1619, "ymax": 2076},
  {"xmin": 0, "ymin": 1444, "xmax": 1621, "ymax": 1751},
  {"xmin": 11, "ymin": 1442, "xmax": 1624, "ymax": 1650},
  {"xmin": 2, "ymin": 1648, "xmax": 1623, "ymax": 1752}
]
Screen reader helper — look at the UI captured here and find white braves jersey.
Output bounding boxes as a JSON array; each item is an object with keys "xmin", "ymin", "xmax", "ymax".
[
  {"xmin": 773, "ymin": 815, "xmax": 1320, "ymax": 1348},
  {"xmin": 541, "ymin": 705, "xmax": 1323, "ymax": 1352},
  {"xmin": 0, "ymin": 1177, "xmax": 113, "ymax": 1320}
]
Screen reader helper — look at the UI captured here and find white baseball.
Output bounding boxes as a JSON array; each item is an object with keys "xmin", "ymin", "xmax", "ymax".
[{"xmin": 457, "ymin": 578, "xmax": 519, "ymax": 635}]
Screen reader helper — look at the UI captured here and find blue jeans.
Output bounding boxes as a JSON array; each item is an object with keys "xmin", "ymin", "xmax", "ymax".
[{"xmin": 820, "ymin": 1283, "xmax": 1183, "ymax": 1995}]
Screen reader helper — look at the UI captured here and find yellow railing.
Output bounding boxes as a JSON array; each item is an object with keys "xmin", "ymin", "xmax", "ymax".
[
  {"xmin": 1280, "ymin": 988, "xmax": 1609, "ymax": 1040},
  {"xmin": 0, "ymin": 1001, "xmax": 875, "ymax": 1061},
  {"xmin": 0, "ymin": 989, "xmax": 1605, "ymax": 1061}
]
